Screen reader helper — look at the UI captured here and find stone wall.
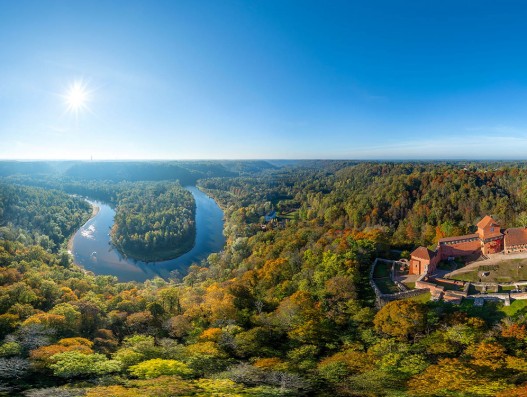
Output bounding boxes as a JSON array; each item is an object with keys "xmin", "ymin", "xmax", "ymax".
[
  {"xmin": 370, "ymin": 258, "xmax": 429, "ymax": 308},
  {"xmin": 416, "ymin": 279, "xmax": 444, "ymax": 295},
  {"xmin": 378, "ymin": 288, "xmax": 430, "ymax": 306}
]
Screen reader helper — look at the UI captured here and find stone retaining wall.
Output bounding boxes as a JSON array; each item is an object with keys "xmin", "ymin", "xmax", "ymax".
[
  {"xmin": 370, "ymin": 258, "xmax": 429, "ymax": 307},
  {"xmin": 378, "ymin": 288, "xmax": 430, "ymax": 306}
]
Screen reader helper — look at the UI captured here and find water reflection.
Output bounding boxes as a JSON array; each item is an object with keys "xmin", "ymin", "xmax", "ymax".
[{"xmin": 71, "ymin": 186, "xmax": 225, "ymax": 282}]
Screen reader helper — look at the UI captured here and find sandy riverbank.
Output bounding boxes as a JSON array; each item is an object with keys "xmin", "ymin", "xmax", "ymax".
[{"xmin": 67, "ymin": 202, "xmax": 100, "ymax": 253}]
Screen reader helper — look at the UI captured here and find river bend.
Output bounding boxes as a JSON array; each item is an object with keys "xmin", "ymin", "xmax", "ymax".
[{"xmin": 71, "ymin": 186, "xmax": 225, "ymax": 282}]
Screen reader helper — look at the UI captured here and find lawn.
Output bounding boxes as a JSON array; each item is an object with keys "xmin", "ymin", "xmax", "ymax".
[
  {"xmin": 450, "ymin": 258, "xmax": 527, "ymax": 283},
  {"xmin": 278, "ymin": 210, "xmax": 299, "ymax": 220},
  {"xmin": 499, "ymin": 299, "xmax": 527, "ymax": 317},
  {"xmin": 407, "ymin": 292, "xmax": 431, "ymax": 303},
  {"xmin": 374, "ymin": 277, "xmax": 400, "ymax": 294},
  {"xmin": 469, "ymin": 284, "xmax": 483, "ymax": 294},
  {"xmin": 449, "ymin": 272, "xmax": 479, "ymax": 282}
]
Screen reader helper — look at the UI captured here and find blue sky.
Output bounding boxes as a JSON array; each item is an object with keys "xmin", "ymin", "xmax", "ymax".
[{"xmin": 2, "ymin": 0, "xmax": 527, "ymax": 160}]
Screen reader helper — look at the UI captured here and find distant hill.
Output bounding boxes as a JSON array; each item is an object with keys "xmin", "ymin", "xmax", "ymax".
[{"xmin": 0, "ymin": 160, "xmax": 280, "ymax": 184}]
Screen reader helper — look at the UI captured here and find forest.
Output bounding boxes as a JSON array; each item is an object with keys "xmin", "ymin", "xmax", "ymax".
[
  {"xmin": 111, "ymin": 182, "xmax": 196, "ymax": 261},
  {"xmin": 0, "ymin": 178, "xmax": 197, "ymax": 263},
  {"xmin": 2, "ymin": 161, "xmax": 527, "ymax": 396},
  {"xmin": 0, "ymin": 183, "xmax": 91, "ymax": 253}
]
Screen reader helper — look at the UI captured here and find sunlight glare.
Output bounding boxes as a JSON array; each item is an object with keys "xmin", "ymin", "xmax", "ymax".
[{"xmin": 63, "ymin": 80, "xmax": 92, "ymax": 115}]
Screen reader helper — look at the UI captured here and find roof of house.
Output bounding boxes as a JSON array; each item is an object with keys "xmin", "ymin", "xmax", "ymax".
[
  {"xmin": 438, "ymin": 233, "xmax": 479, "ymax": 244},
  {"xmin": 504, "ymin": 228, "xmax": 527, "ymax": 247},
  {"xmin": 477, "ymin": 215, "xmax": 499, "ymax": 229},
  {"xmin": 411, "ymin": 246, "xmax": 435, "ymax": 261}
]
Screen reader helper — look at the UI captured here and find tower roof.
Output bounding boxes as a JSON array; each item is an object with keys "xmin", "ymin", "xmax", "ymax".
[
  {"xmin": 477, "ymin": 215, "xmax": 499, "ymax": 229},
  {"xmin": 411, "ymin": 246, "xmax": 435, "ymax": 261}
]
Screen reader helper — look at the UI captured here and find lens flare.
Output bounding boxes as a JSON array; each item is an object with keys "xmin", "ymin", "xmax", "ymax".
[{"xmin": 63, "ymin": 79, "xmax": 92, "ymax": 116}]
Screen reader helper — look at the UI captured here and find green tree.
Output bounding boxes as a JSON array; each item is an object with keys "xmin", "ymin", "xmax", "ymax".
[
  {"xmin": 129, "ymin": 358, "xmax": 193, "ymax": 379},
  {"xmin": 49, "ymin": 351, "xmax": 121, "ymax": 378}
]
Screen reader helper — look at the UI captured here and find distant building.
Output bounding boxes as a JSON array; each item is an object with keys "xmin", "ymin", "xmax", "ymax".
[{"xmin": 410, "ymin": 215, "xmax": 527, "ymax": 276}]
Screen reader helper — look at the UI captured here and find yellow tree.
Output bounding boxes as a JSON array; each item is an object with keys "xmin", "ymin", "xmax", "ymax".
[{"xmin": 373, "ymin": 300, "xmax": 426, "ymax": 340}]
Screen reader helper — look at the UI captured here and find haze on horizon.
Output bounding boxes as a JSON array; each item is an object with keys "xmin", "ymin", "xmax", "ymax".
[{"xmin": 2, "ymin": 0, "xmax": 527, "ymax": 161}]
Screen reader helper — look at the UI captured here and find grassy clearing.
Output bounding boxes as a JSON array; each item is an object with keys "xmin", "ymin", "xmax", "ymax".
[
  {"xmin": 450, "ymin": 272, "xmax": 479, "ymax": 282},
  {"xmin": 438, "ymin": 260, "xmax": 463, "ymax": 271},
  {"xmin": 499, "ymin": 299, "xmax": 527, "ymax": 317},
  {"xmin": 278, "ymin": 210, "xmax": 299, "ymax": 220},
  {"xmin": 407, "ymin": 292, "xmax": 431, "ymax": 303},
  {"xmin": 404, "ymin": 281, "xmax": 416, "ymax": 289},
  {"xmin": 450, "ymin": 258, "xmax": 527, "ymax": 283}
]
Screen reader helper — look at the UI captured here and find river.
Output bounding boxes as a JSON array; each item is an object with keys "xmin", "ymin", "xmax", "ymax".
[{"xmin": 70, "ymin": 186, "xmax": 225, "ymax": 282}]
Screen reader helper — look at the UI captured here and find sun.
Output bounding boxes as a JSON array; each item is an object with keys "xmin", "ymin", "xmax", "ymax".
[{"xmin": 63, "ymin": 80, "xmax": 92, "ymax": 115}]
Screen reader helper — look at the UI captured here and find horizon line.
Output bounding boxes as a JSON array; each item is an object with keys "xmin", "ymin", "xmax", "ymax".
[{"xmin": 2, "ymin": 158, "xmax": 527, "ymax": 162}]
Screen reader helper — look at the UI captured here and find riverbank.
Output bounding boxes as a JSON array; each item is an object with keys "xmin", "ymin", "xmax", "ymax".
[
  {"xmin": 69, "ymin": 186, "xmax": 225, "ymax": 282},
  {"xmin": 67, "ymin": 201, "xmax": 100, "ymax": 253}
]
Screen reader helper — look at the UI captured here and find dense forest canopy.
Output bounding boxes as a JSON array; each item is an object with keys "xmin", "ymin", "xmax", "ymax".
[
  {"xmin": 2, "ymin": 161, "xmax": 527, "ymax": 395},
  {"xmin": 200, "ymin": 161, "xmax": 527, "ymax": 249},
  {"xmin": 0, "ymin": 183, "xmax": 91, "ymax": 253},
  {"xmin": 111, "ymin": 182, "xmax": 196, "ymax": 261},
  {"xmin": 0, "ymin": 177, "xmax": 198, "ymax": 262}
]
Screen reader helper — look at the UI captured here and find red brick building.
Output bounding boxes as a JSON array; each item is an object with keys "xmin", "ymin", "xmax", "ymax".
[
  {"xmin": 438, "ymin": 233, "xmax": 481, "ymax": 260},
  {"xmin": 477, "ymin": 215, "xmax": 503, "ymax": 255},
  {"xmin": 409, "ymin": 215, "xmax": 523, "ymax": 276},
  {"xmin": 504, "ymin": 228, "xmax": 527, "ymax": 253},
  {"xmin": 409, "ymin": 247, "xmax": 440, "ymax": 275}
]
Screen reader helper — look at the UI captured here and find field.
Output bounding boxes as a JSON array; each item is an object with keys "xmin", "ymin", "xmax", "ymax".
[{"xmin": 449, "ymin": 258, "xmax": 527, "ymax": 283}]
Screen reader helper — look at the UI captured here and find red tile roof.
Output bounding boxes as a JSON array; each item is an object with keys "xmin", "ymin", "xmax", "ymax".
[
  {"xmin": 504, "ymin": 228, "xmax": 527, "ymax": 247},
  {"xmin": 411, "ymin": 246, "xmax": 435, "ymax": 261},
  {"xmin": 482, "ymin": 232, "xmax": 504, "ymax": 240},
  {"xmin": 477, "ymin": 215, "xmax": 499, "ymax": 229}
]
